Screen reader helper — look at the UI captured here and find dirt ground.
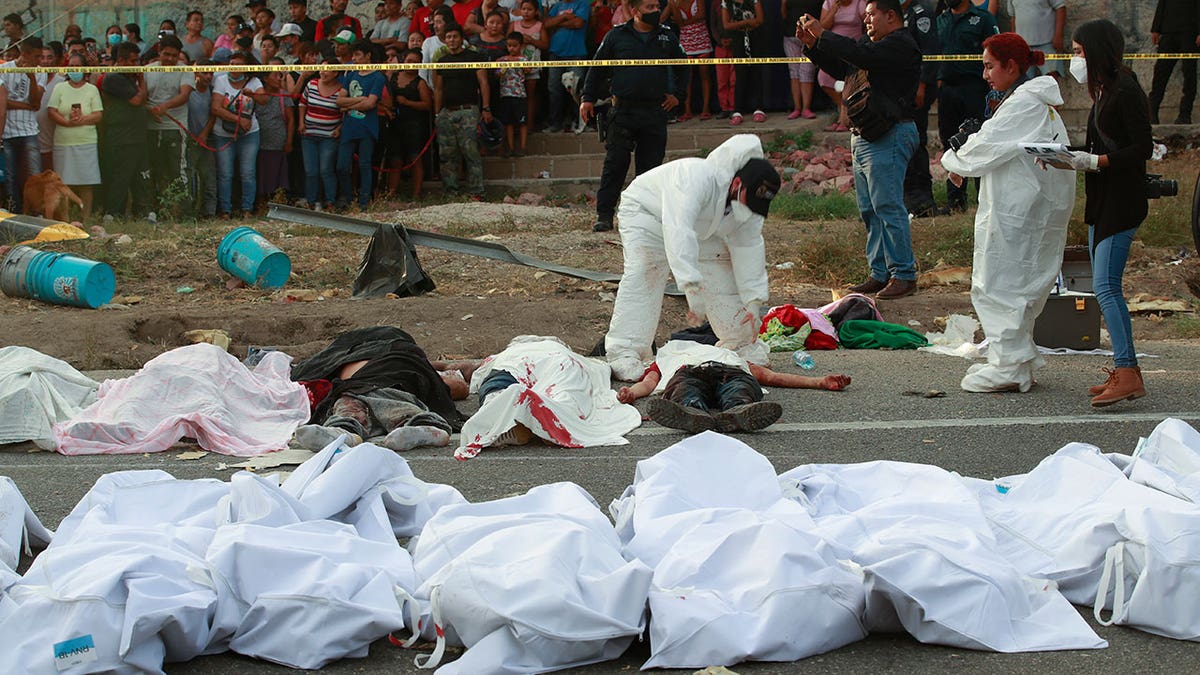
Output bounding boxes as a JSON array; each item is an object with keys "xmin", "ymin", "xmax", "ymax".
[{"xmin": 2, "ymin": 199, "xmax": 1198, "ymax": 370}]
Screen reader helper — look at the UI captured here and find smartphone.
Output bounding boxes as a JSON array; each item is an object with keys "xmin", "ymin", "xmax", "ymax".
[{"xmin": 71, "ymin": 103, "xmax": 82, "ymax": 114}]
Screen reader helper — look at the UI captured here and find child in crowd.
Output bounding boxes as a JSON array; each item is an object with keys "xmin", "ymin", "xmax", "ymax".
[
  {"xmin": 709, "ymin": 0, "xmax": 736, "ymax": 119},
  {"xmin": 336, "ymin": 39, "xmax": 387, "ymax": 209},
  {"xmin": 298, "ymin": 69, "xmax": 343, "ymax": 211},
  {"xmin": 512, "ymin": 0, "xmax": 546, "ymax": 131},
  {"xmin": 496, "ymin": 32, "xmax": 529, "ymax": 156},
  {"xmin": 187, "ymin": 61, "xmax": 217, "ymax": 217},
  {"xmin": 256, "ymin": 59, "xmax": 295, "ymax": 208}
]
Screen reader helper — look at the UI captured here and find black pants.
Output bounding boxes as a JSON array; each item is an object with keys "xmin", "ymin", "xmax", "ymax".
[
  {"xmin": 662, "ymin": 362, "xmax": 761, "ymax": 413},
  {"xmin": 733, "ymin": 37, "xmax": 771, "ymax": 114},
  {"xmin": 904, "ymin": 83, "xmax": 937, "ymax": 212},
  {"xmin": 100, "ymin": 143, "xmax": 151, "ymax": 217},
  {"xmin": 596, "ymin": 106, "xmax": 667, "ymax": 221},
  {"xmin": 1149, "ymin": 32, "xmax": 1198, "ymax": 123},
  {"xmin": 938, "ymin": 78, "xmax": 989, "ymax": 208}
]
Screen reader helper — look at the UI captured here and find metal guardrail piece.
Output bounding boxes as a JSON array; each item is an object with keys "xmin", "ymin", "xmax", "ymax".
[{"xmin": 266, "ymin": 203, "xmax": 683, "ymax": 295}]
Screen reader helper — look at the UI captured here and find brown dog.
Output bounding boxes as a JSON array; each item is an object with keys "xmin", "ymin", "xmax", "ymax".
[{"xmin": 23, "ymin": 170, "xmax": 84, "ymax": 221}]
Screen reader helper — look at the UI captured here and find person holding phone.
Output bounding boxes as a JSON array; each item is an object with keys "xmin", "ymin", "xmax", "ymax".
[{"xmin": 47, "ymin": 53, "xmax": 103, "ymax": 220}]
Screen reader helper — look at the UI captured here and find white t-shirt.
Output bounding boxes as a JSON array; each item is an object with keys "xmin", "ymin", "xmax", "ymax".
[
  {"xmin": 211, "ymin": 73, "xmax": 264, "ymax": 137},
  {"xmin": 1, "ymin": 62, "xmax": 42, "ymax": 138},
  {"xmin": 1006, "ymin": 0, "xmax": 1066, "ymax": 47}
]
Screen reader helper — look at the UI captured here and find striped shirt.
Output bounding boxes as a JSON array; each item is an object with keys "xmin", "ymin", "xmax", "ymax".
[
  {"xmin": 1, "ymin": 62, "xmax": 42, "ymax": 139},
  {"xmin": 300, "ymin": 79, "xmax": 342, "ymax": 138}
]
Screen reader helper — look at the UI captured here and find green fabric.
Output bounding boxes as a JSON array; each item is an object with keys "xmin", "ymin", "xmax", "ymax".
[
  {"xmin": 760, "ymin": 317, "xmax": 812, "ymax": 352},
  {"xmin": 837, "ymin": 319, "xmax": 929, "ymax": 350}
]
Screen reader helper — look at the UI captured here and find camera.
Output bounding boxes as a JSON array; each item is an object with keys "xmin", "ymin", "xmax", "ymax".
[
  {"xmin": 1145, "ymin": 173, "xmax": 1178, "ymax": 199},
  {"xmin": 947, "ymin": 118, "xmax": 982, "ymax": 152}
]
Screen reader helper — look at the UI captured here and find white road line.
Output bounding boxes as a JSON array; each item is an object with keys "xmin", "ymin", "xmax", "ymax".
[{"xmin": 626, "ymin": 411, "xmax": 1200, "ymax": 435}]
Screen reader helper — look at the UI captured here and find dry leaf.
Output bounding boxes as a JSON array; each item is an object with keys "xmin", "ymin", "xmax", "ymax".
[{"xmin": 176, "ymin": 450, "xmax": 209, "ymax": 460}]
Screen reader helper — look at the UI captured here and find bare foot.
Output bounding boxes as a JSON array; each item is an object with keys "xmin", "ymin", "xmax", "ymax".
[{"xmin": 823, "ymin": 374, "xmax": 851, "ymax": 391}]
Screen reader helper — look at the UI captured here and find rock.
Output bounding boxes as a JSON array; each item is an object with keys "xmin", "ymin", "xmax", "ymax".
[
  {"xmin": 782, "ymin": 166, "xmax": 800, "ymax": 178},
  {"xmin": 818, "ymin": 178, "xmax": 837, "ymax": 193},
  {"xmin": 88, "ymin": 225, "xmax": 108, "ymax": 237},
  {"xmin": 114, "ymin": 233, "xmax": 133, "ymax": 246},
  {"xmin": 786, "ymin": 149, "xmax": 811, "ymax": 163},
  {"xmin": 799, "ymin": 180, "xmax": 823, "ymax": 195},
  {"xmin": 182, "ymin": 329, "xmax": 232, "ymax": 351},
  {"xmin": 778, "ymin": 182, "xmax": 796, "ymax": 195},
  {"xmin": 833, "ymin": 175, "xmax": 855, "ymax": 193},
  {"xmin": 502, "ymin": 195, "xmax": 517, "ymax": 204},
  {"xmin": 516, "ymin": 192, "xmax": 543, "ymax": 206}
]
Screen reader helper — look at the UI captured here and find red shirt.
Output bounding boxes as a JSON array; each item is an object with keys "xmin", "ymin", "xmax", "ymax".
[
  {"xmin": 451, "ymin": 0, "xmax": 483, "ymax": 26},
  {"xmin": 411, "ymin": 6, "xmax": 435, "ymax": 39},
  {"xmin": 592, "ymin": 1, "xmax": 615, "ymax": 46},
  {"xmin": 314, "ymin": 13, "xmax": 364, "ymax": 41}
]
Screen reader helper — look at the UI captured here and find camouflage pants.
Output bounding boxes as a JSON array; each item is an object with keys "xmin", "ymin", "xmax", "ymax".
[{"xmin": 436, "ymin": 107, "xmax": 483, "ymax": 196}]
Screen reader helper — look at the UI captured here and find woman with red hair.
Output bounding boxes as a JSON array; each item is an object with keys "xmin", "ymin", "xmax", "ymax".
[{"xmin": 939, "ymin": 32, "xmax": 1075, "ymax": 394}]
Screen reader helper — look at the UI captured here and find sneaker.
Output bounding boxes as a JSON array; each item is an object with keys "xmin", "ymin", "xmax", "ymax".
[
  {"xmin": 593, "ymin": 218, "xmax": 614, "ymax": 232},
  {"xmin": 715, "ymin": 110, "xmax": 731, "ymax": 119},
  {"xmin": 729, "ymin": 112, "xmax": 744, "ymax": 126},
  {"xmin": 647, "ymin": 397, "xmax": 717, "ymax": 434},
  {"xmin": 493, "ymin": 423, "xmax": 534, "ymax": 446},
  {"xmin": 713, "ymin": 401, "xmax": 783, "ymax": 433},
  {"xmin": 752, "ymin": 110, "xmax": 767, "ymax": 123}
]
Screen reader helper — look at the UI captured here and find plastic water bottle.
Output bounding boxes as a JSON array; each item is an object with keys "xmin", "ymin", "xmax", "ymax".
[{"xmin": 792, "ymin": 350, "xmax": 815, "ymax": 370}]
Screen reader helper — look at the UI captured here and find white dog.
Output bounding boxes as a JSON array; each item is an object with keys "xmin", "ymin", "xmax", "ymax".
[{"xmin": 560, "ymin": 70, "xmax": 588, "ymax": 134}]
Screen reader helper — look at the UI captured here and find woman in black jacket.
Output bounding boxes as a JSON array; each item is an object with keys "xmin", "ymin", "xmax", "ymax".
[{"xmin": 1067, "ymin": 19, "xmax": 1154, "ymax": 407}]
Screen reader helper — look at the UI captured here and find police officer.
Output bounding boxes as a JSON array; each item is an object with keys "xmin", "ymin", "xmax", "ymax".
[
  {"xmin": 936, "ymin": 0, "xmax": 997, "ymax": 211},
  {"xmin": 580, "ymin": 0, "xmax": 689, "ymax": 232},
  {"xmin": 902, "ymin": 0, "xmax": 941, "ymax": 217}
]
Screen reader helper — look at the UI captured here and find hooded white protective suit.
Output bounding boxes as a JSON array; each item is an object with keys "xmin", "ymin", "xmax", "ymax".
[
  {"xmin": 604, "ymin": 134, "xmax": 771, "ymax": 381},
  {"xmin": 939, "ymin": 76, "xmax": 1075, "ymax": 393}
]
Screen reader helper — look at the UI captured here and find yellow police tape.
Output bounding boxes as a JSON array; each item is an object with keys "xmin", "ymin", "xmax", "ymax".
[{"xmin": 0, "ymin": 51, "xmax": 1197, "ymax": 74}]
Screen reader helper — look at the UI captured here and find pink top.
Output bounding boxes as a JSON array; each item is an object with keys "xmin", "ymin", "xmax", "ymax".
[
  {"xmin": 214, "ymin": 34, "xmax": 236, "ymax": 52},
  {"xmin": 821, "ymin": 0, "xmax": 866, "ymax": 40}
]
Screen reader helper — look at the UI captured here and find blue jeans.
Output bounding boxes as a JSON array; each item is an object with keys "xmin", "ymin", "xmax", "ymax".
[
  {"xmin": 337, "ymin": 134, "xmax": 376, "ymax": 207},
  {"xmin": 302, "ymin": 135, "xmax": 339, "ymax": 206},
  {"xmin": 852, "ymin": 121, "xmax": 919, "ymax": 282},
  {"xmin": 4, "ymin": 135, "xmax": 42, "ymax": 213},
  {"xmin": 547, "ymin": 58, "xmax": 585, "ymax": 129},
  {"xmin": 478, "ymin": 370, "xmax": 518, "ymax": 405},
  {"xmin": 1090, "ymin": 226, "xmax": 1138, "ymax": 368},
  {"xmin": 216, "ymin": 131, "xmax": 260, "ymax": 214}
]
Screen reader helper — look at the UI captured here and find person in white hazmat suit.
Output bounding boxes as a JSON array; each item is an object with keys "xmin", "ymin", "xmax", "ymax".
[
  {"xmin": 604, "ymin": 134, "xmax": 783, "ymax": 382},
  {"xmin": 939, "ymin": 33, "xmax": 1075, "ymax": 393}
]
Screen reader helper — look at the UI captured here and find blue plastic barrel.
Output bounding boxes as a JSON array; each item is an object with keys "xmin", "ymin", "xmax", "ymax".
[
  {"xmin": 216, "ymin": 226, "xmax": 292, "ymax": 290},
  {"xmin": 0, "ymin": 244, "xmax": 115, "ymax": 308}
]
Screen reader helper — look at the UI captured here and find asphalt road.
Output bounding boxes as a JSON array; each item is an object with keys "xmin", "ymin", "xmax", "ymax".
[{"xmin": 4, "ymin": 342, "xmax": 1200, "ymax": 673}]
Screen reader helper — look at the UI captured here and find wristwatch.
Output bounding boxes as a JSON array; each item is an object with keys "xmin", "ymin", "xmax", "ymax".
[{"xmin": 481, "ymin": 106, "xmax": 491, "ymax": 111}]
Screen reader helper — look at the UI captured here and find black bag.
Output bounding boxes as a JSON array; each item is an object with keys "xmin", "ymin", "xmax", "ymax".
[
  {"xmin": 352, "ymin": 224, "xmax": 437, "ymax": 298},
  {"xmin": 842, "ymin": 69, "xmax": 899, "ymax": 142}
]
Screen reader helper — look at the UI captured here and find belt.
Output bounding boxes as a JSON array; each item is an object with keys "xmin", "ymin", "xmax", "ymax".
[
  {"xmin": 443, "ymin": 104, "xmax": 477, "ymax": 111},
  {"xmin": 613, "ymin": 96, "xmax": 661, "ymax": 109}
]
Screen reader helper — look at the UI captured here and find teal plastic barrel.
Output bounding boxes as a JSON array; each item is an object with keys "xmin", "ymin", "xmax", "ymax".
[
  {"xmin": 217, "ymin": 226, "xmax": 291, "ymax": 289},
  {"xmin": 1, "ymin": 244, "xmax": 116, "ymax": 308}
]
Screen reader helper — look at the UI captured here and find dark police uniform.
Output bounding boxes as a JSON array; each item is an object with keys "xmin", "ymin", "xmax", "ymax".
[
  {"xmin": 582, "ymin": 20, "xmax": 688, "ymax": 230},
  {"xmin": 1149, "ymin": 0, "xmax": 1200, "ymax": 123},
  {"xmin": 902, "ymin": 0, "xmax": 941, "ymax": 215},
  {"xmin": 936, "ymin": 1, "xmax": 997, "ymax": 210}
]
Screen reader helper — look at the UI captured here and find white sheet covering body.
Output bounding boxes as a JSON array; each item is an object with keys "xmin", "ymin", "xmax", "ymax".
[
  {"xmin": 610, "ymin": 432, "xmax": 868, "ymax": 668},
  {"xmin": 458, "ymin": 337, "xmax": 641, "ymax": 459},
  {"xmin": 52, "ymin": 343, "xmax": 309, "ymax": 456},
  {"xmin": 0, "ymin": 477, "xmax": 53, "ymax": 590},
  {"xmin": 604, "ymin": 134, "xmax": 771, "ymax": 380},
  {"xmin": 0, "ymin": 345, "xmax": 98, "ymax": 449},
  {"xmin": 407, "ymin": 482, "xmax": 653, "ymax": 674},
  {"xmin": 1125, "ymin": 417, "xmax": 1200, "ymax": 502},
  {"xmin": 971, "ymin": 439, "xmax": 1200, "ymax": 640},
  {"xmin": 0, "ymin": 442, "xmax": 458, "ymax": 672},
  {"xmin": 780, "ymin": 460, "xmax": 1105, "ymax": 653},
  {"xmin": 939, "ymin": 76, "xmax": 1074, "ymax": 393}
]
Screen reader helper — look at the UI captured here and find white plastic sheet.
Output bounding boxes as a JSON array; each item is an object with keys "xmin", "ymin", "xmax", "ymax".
[
  {"xmin": 781, "ymin": 460, "xmax": 1105, "ymax": 652},
  {"xmin": 0, "ymin": 345, "xmax": 97, "ymax": 449},
  {"xmin": 52, "ymin": 343, "xmax": 309, "ymax": 456},
  {"xmin": 0, "ymin": 476, "xmax": 52, "ymax": 590},
  {"xmin": 972, "ymin": 440, "xmax": 1200, "ymax": 641},
  {"xmin": 459, "ymin": 337, "xmax": 641, "ymax": 459},
  {"xmin": 407, "ymin": 482, "xmax": 652, "ymax": 674},
  {"xmin": 1125, "ymin": 417, "xmax": 1200, "ymax": 502},
  {"xmin": 611, "ymin": 432, "xmax": 867, "ymax": 668}
]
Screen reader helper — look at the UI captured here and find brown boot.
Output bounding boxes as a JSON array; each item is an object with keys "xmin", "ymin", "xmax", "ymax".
[
  {"xmin": 1090, "ymin": 367, "xmax": 1146, "ymax": 407},
  {"xmin": 1088, "ymin": 368, "xmax": 1117, "ymax": 396}
]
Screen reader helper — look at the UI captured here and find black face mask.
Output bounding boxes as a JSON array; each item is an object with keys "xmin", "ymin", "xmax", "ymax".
[{"xmin": 640, "ymin": 10, "xmax": 661, "ymax": 26}]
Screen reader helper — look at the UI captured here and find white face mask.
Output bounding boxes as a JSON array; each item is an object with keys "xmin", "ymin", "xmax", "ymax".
[
  {"xmin": 1069, "ymin": 56, "xmax": 1087, "ymax": 84},
  {"xmin": 728, "ymin": 199, "xmax": 758, "ymax": 224}
]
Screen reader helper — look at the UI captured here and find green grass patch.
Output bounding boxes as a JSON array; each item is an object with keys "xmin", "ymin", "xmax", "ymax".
[
  {"xmin": 771, "ymin": 191, "xmax": 859, "ymax": 221},
  {"xmin": 764, "ymin": 130, "xmax": 815, "ymax": 154},
  {"xmin": 1171, "ymin": 314, "xmax": 1200, "ymax": 338}
]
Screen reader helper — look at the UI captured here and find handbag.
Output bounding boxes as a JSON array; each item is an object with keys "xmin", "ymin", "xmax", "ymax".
[
  {"xmin": 220, "ymin": 89, "xmax": 255, "ymax": 135},
  {"xmin": 842, "ymin": 69, "xmax": 900, "ymax": 142}
]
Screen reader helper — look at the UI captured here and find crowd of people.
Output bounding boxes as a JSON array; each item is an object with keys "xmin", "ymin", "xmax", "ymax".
[{"xmin": 0, "ymin": 0, "xmax": 1103, "ymax": 222}]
